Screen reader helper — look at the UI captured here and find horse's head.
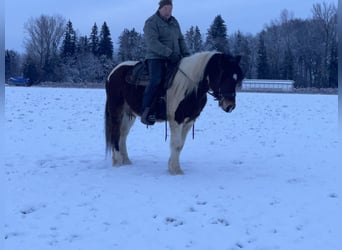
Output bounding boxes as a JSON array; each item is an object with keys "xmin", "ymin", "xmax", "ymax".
[{"xmin": 206, "ymin": 53, "xmax": 244, "ymax": 113}]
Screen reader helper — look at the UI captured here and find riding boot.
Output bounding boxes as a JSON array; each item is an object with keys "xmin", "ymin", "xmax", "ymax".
[{"xmin": 141, "ymin": 107, "xmax": 155, "ymax": 125}]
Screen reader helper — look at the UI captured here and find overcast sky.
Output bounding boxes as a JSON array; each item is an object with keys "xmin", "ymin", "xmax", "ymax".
[{"xmin": 5, "ymin": 0, "xmax": 337, "ymax": 52}]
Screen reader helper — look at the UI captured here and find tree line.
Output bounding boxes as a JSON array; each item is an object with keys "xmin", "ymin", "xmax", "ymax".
[{"xmin": 5, "ymin": 1, "xmax": 337, "ymax": 88}]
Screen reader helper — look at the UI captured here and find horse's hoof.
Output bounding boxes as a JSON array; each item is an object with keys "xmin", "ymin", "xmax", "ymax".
[
  {"xmin": 123, "ymin": 159, "xmax": 132, "ymax": 165},
  {"xmin": 112, "ymin": 159, "xmax": 123, "ymax": 166},
  {"xmin": 168, "ymin": 168, "xmax": 184, "ymax": 175}
]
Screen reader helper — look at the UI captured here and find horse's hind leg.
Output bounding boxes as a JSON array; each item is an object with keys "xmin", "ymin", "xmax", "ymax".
[
  {"xmin": 112, "ymin": 107, "xmax": 136, "ymax": 166},
  {"xmin": 119, "ymin": 108, "xmax": 136, "ymax": 165},
  {"xmin": 168, "ymin": 120, "xmax": 194, "ymax": 175}
]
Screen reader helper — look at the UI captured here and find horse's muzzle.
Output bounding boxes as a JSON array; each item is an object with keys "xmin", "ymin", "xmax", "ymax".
[
  {"xmin": 225, "ymin": 104, "xmax": 235, "ymax": 113},
  {"xmin": 220, "ymin": 99, "xmax": 236, "ymax": 113}
]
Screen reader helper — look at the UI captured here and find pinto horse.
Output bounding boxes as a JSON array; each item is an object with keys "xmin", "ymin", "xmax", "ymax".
[{"xmin": 105, "ymin": 51, "xmax": 243, "ymax": 175}]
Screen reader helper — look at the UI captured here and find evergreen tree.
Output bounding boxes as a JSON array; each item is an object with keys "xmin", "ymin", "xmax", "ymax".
[
  {"xmin": 185, "ymin": 26, "xmax": 203, "ymax": 54},
  {"xmin": 61, "ymin": 20, "xmax": 76, "ymax": 59},
  {"xmin": 77, "ymin": 35, "xmax": 90, "ymax": 54},
  {"xmin": 230, "ymin": 31, "xmax": 251, "ymax": 77},
  {"xmin": 328, "ymin": 38, "xmax": 337, "ymax": 88},
  {"xmin": 5, "ymin": 50, "xmax": 21, "ymax": 79},
  {"xmin": 98, "ymin": 22, "xmax": 114, "ymax": 60},
  {"xmin": 118, "ymin": 28, "xmax": 145, "ymax": 61},
  {"xmin": 90, "ymin": 23, "xmax": 99, "ymax": 56},
  {"xmin": 205, "ymin": 15, "xmax": 229, "ymax": 53},
  {"xmin": 185, "ymin": 26, "xmax": 195, "ymax": 54},
  {"xmin": 193, "ymin": 26, "xmax": 203, "ymax": 52},
  {"xmin": 256, "ymin": 31, "xmax": 269, "ymax": 79}
]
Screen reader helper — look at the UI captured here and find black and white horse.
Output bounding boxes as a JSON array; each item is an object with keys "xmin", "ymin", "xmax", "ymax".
[{"xmin": 105, "ymin": 51, "xmax": 243, "ymax": 175}]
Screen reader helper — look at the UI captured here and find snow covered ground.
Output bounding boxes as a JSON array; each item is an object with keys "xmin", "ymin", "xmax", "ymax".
[{"xmin": 3, "ymin": 86, "xmax": 340, "ymax": 250}]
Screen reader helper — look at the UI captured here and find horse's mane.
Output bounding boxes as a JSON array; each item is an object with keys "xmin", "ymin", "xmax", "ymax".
[
  {"xmin": 167, "ymin": 51, "xmax": 219, "ymax": 115},
  {"xmin": 107, "ymin": 61, "xmax": 139, "ymax": 81},
  {"xmin": 179, "ymin": 52, "xmax": 219, "ymax": 83}
]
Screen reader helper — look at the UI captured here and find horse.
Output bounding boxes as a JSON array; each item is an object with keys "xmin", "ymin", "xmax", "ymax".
[{"xmin": 105, "ymin": 51, "xmax": 244, "ymax": 175}]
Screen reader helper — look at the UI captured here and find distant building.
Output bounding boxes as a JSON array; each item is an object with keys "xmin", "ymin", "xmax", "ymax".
[{"xmin": 241, "ymin": 79, "xmax": 294, "ymax": 92}]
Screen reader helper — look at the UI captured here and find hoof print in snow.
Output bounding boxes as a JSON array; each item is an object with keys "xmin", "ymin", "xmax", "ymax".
[
  {"xmin": 188, "ymin": 207, "xmax": 196, "ymax": 212},
  {"xmin": 235, "ymin": 242, "xmax": 244, "ymax": 248},
  {"xmin": 328, "ymin": 193, "xmax": 338, "ymax": 198},
  {"xmin": 196, "ymin": 201, "xmax": 207, "ymax": 205},
  {"xmin": 4, "ymin": 232, "xmax": 21, "ymax": 240},
  {"xmin": 232, "ymin": 160, "xmax": 244, "ymax": 165},
  {"xmin": 211, "ymin": 218, "xmax": 229, "ymax": 226},
  {"xmin": 165, "ymin": 217, "xmax": 184, "ymax": 227},
  {"xmin": 20, "ymin": 207, "xmax": 37, "ymax": 215}
]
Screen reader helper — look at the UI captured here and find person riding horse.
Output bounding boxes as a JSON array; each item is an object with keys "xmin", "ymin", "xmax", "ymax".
[{"xmin": 141, "ymin": 0, "xmax": 190, "ymax": 125}]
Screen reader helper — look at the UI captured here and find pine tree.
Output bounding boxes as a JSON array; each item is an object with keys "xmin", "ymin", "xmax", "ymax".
[
  {"xmin": 98, "ymin": 22, "xmax": 114, "ymax": 60},
  {"xmin": 77, "ymin": 35, "xmax": 90, "ymax": 54},
  {"xmin": 328, "ymin": 38, "xmax": 337, "ymax": 88},
  {"xmin": 205, "ymin": 15, "xmax": 229, "ymax": 53},
  {"xmin": 185, "ymin": 26, "xmax": 203, "ymax": 54},
  {"xmin": 185, "ymin": 26, "xmax": 195, "ymax": 54},
  {"xmin": 5, "ymin": 50, "xmax": 21, "ymax": 79},
  {"xmin": 118, "ymin": 28, "xmax": 145, "ymax": 61},
  {"xmin": 231, "ymin": 31, "xmax": 251, "ymax": 78},
  {"xmin": 90, "ymin": 23, "xmax": 99, "ymax": 56},
  {"xmin": 256, "ymin": 31, "xmax": 269, "ymax": 79},
  {"xmin": 193, "ymin": 26, "xmax": 203, "ymax": 52},
  {"xmin": 61, "ymin": 20, "xmax": 76, "ymax": 59}
]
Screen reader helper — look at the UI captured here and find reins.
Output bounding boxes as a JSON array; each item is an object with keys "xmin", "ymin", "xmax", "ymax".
[{"xmin": 164, "ymin": 120, "xmax": 196, "ymax": 141}]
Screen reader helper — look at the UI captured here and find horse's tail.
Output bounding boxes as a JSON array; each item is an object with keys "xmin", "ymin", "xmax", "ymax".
[
  {"xmin": 105, "ymin": 93, "xmax": 116, "ymax": 154},
  {"xmin": 105, "ymin": 80, "xmax": 116, "ymax": 155},
  {"xmin": 104, "ymin": 66, "xmax": 125, "ymax": 155}
]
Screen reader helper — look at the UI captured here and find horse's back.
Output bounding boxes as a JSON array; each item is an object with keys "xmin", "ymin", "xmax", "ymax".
[{"xmin": 107, "ymin": 61, "xmax": 139, "ymax": 83}]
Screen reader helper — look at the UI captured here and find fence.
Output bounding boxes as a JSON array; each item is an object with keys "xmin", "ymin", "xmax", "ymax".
[{"xmin": 241, "ymin": 79, "xmax": 294, "ymax": 92}]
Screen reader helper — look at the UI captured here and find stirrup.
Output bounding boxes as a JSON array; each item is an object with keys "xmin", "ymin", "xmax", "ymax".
[{"xmin": 141, "ymin": 108, "xmax": 155, "ymax": 125}]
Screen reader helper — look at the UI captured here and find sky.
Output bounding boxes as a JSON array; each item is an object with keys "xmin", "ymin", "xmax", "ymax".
[
  {"xmin": 4, "ymin": 86, "xmax": 340, "ymax": 249},
  {"xmin": 4, "ymin": 0, "xmax": 338, "ymax": 53}
]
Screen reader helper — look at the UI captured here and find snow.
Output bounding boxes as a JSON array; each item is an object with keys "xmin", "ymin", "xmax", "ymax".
[{"xmin": 4, "ymin": 86, "xmax": 340, "ymax": 250}]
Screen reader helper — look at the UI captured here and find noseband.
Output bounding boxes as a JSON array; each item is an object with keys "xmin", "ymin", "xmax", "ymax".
[
  {"xmin": 208, "ymin": 90, "xmax": 236, "ymax": 101},
  {"xmin": 205, "ymin": 66, "xmax": 237, "ymax": 102}
]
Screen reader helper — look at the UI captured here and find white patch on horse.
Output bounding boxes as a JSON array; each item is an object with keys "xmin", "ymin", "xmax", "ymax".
[{"xmin": 168, "ymin": 120, "xmax": 194, "ymax": 175}]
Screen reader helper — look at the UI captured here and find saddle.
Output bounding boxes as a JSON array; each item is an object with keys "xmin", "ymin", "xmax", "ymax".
[
  {"xmin": 125, "ymin": 61, "xmax": 150, "ymax": 86},
  {"xmin": 125, "ymin": 60, "xmax": 179, "ymax": 89}
]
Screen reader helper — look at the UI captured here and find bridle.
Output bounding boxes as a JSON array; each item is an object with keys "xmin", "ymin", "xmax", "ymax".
[
  {"xmin": 177, "ymin": 57, "xmax": 240, "ymax": 103},
  {"xmin": 206, "ymin": 69, "xmax": 237, "ymax": 102},
  {"xmin": 208, "ymin": 89, "xmax": 236, "ymax": 101}
]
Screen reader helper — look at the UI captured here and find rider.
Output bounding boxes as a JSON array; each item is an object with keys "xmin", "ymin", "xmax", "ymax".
[{"xmin": 141, "ymin": 0, "xmax": 190, "ymax": 125}]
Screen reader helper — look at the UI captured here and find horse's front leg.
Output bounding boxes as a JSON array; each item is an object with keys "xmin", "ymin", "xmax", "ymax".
[{"xmin": 168, "ymin": 120, "xmax": 193, "ymax": 175}]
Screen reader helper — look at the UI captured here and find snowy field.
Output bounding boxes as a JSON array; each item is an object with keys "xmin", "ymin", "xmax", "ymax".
[{"xmin": 4, "ymin": 86, "xmax": 340, "ymax": 250}]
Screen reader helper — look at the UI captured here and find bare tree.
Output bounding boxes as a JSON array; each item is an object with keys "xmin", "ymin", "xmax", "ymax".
[
  {"xmin": 24, "ymin": 14, "xmax": 66, "ymax": 81},
  {"xmin": 311, "ymin": 2, "xmax": 337, "ymax": 85}
]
